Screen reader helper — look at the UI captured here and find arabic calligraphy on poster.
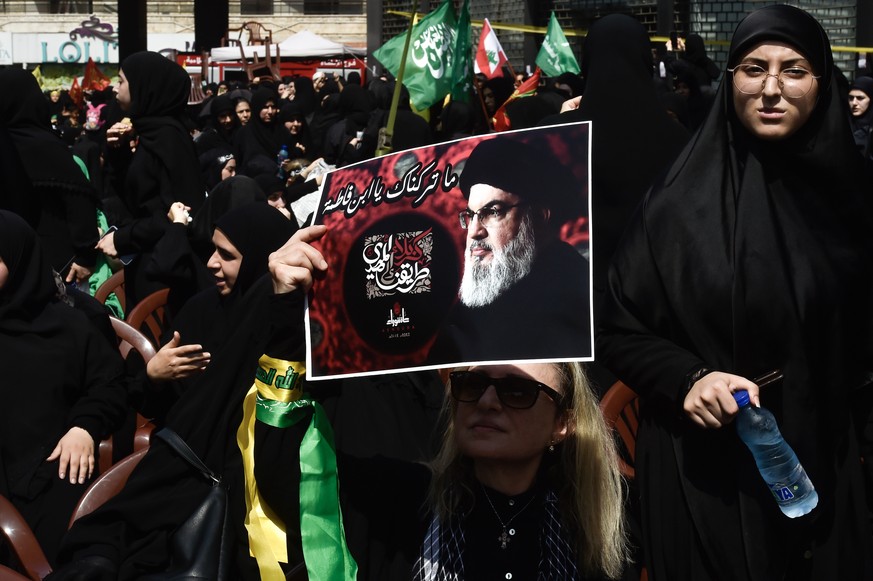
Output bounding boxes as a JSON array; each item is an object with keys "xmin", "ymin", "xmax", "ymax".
[
  {"xmin": 321, "ymin": 159, "xmax": 458, "ymax": 218},
  {"xmin": 363, "ymin": 229, "xmax": 433, "ymax": 298}
]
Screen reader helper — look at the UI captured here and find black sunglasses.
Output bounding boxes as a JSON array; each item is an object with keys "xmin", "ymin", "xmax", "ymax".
[{"xmin": 449, "ymin": 370, "xmax": 565, "ymax": 410}]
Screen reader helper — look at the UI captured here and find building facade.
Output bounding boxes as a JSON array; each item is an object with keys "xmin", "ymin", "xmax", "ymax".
[
  {"xmin": 0, "ymin": 0, "xmax": 867, "ymax": 87},
  {"xmin": 0, "ymin": 0, "xmax": 366, "ymax": 86}
]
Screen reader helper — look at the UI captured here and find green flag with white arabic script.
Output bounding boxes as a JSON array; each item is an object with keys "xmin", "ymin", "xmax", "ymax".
[
  {"xmin": 450, "ymin": 0, "xmax": 472, "ymax": 102},
  {"xmin": 535, "ymin": 12, "xmax": 580, "ymax": 77},
  {"xmin": 373, "ymin": 0, "xmax": 458, "ymax": 110}
]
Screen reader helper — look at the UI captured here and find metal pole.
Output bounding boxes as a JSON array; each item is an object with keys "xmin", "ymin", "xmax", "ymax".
[{"xmin": 376, "ymin": 10, "xmax": 417, "ymax": 157}]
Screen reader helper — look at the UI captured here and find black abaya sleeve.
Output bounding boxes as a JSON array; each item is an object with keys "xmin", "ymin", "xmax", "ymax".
[
  {"xmin": 109, "ymin": 152, "xmax": 172, "ymax": 255},
  {"xmin": 595, "ymin": 206, "xmax": 709, "ymax": 406},
  {"xmin": 63, "ymin": 306, "xmax": 129, "ymax": 441},
  {"xmin": 62, "ymin": 189, "xmax": 99, "ymax": 268}
]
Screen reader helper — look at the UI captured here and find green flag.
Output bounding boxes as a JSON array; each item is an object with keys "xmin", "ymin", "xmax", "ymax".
[
  {"xmin": 535, "ymin": 12, "xmax": 581, "ymax": 77},
  {"xmin": 450, "ymin": 0, "xmax": 472, "ymax": 102},
  {"xmin": 373, "ymin": 0, "xmax": 458, "ymax": 110}
]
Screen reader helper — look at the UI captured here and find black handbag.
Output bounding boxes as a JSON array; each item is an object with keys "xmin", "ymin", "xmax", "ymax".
[{"xmin": 140, "ymin": 427, "xmax": 234, "ymax": 581}]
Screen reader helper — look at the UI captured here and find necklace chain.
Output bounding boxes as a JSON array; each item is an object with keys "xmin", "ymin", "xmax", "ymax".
[{"xmin": 480, "ymin": 483, "xmax": 538, "ymax": 550}]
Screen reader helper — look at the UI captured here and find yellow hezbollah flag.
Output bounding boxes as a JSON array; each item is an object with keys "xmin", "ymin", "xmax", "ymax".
[{"xmin": 32, "ymin": 65, "xmax": 45, "ymax": 89}]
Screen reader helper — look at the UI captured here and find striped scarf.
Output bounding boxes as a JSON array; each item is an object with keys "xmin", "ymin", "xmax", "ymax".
[{"xmin": 413, "ymin": 489, "xmax": 579, "ymax": 581}]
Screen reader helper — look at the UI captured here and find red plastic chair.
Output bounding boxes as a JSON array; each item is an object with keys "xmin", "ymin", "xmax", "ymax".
[
  {"xmin": 125, "ymin": 288, "xmax": 170, "ymax": 349},
  {"xmin": 599, "ymin": 380, "xmax": 641, "ymax": 480},
  {"xmin": 98, "ymin": 318, "xmax": 157, "ymax": 474},
  {"xmin": 93, "ymin": 270, "xmax": 126, "ymax": 314},
  {"xmin": 0, "ymin": 495, "xmax": 51, "ymax": 581},
  {"xmin": 68, "ymin": 448, "xmax": 148, "ymax": 527},
  {"xmin": 0, "ymin": 448, "xmax": 149, "ymax": 580}
]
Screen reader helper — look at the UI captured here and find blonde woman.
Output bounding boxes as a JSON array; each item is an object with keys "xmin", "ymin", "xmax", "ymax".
[{"xmin": 417, "ymin": 362, "xmax": 627, "ymax": 580}]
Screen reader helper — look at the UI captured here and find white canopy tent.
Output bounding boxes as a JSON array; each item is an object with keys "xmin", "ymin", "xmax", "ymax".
[{"xmin": 210, "ymin": 29, "xmax": 366, "ymax": 62}]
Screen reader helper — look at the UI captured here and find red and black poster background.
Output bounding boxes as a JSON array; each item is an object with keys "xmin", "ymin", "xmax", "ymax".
[{"xmin": 307, "ymin": 122, "xmax": 591, "ymax": 380}]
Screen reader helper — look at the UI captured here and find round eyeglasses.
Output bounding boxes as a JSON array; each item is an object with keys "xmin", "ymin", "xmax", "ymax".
[
  {"xmin": 727, "ymin": 64, "xmax": 820, "ymax": 99},
  {"xmin": 458, "ymin": 203, "xmax": 525, "ymax": 230},
  {"xmin": 449, "ymin": 370, "xmax": 565, "ymax": 410}
]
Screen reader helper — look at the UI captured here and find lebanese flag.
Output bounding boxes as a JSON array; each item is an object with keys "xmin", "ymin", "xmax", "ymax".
[{"xmin": 474, "ymin": 18, "xmax": 508, "ymax": 79}]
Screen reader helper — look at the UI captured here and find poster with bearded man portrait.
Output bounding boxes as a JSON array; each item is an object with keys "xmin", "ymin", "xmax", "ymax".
[{"xmin": 306, "ymin": 122, "xmax": 592, "ymax": 380}]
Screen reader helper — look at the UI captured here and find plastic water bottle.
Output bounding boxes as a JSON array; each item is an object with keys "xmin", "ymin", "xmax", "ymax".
[
  {"xmin": 733, "ymin": 390, "xmax": 818, "ymax": 517},
  {"xmin": 276, "ymin": 144, "xmax": 289, "ymax": 180}
]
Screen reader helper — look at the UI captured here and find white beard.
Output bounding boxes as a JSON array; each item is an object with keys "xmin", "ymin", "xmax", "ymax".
[{"xmin": 459, "ymin": 214, "xmax": 536, "ymax": 307}]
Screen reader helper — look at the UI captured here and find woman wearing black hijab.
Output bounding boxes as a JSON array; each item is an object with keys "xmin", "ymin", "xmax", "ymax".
[
  {"xmin": 97, "ymin": 51, "xmax": 206, "ymax": 306},
  {"xmin": 0, "ymin": 69, "xmax": 100, "ymax": 284},
  {"xmin": 278, "ymin": 101, "xmax": 313, "ymax": 159},
  {"xmin": 291, "ymin": 76, "xmax": 318, "ymax": 124},
  {"xmin": 234, "ymin": 86, "xmax": 289, "ymax": 175},
  {"xmin": 598, "ymin": 6, "xmax": 873, "ymax": 580},
  {"xmin": 51, "ymin": 204, "xmax": 300, "ymax": 580},
  {"xmin": 0, "ymin": 210, "xmax": 127, "ymax": 565},
  {"xmin": 540, "ymin": 14, "xmax": 690, "ymax": 319},
  {"xmin": 198, "ymin": 145, "xmax": 237, "ymax": 191},
  {"xmin": 671, "ymin": 33, "xmax": 721, "ymax": 93},
  {"xmin": 322, "ymin": 83, "xmax": 376, "ymax": 166},
  {"xmin": 194, "ymin": 92, "xmax": 239, "ymax": 155},
  {"xmin": 140, "ymin": 201, "xmax": 294, "ymax": 423},
  {"xmin": 848, "ymin": 75, "xmax": 873, "ymax": 159}
]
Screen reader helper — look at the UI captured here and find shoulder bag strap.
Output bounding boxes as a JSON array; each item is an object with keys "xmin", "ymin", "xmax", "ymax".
[{"xmin": 154, "ymin": 427, "xmax": 219, "ymax": 484}]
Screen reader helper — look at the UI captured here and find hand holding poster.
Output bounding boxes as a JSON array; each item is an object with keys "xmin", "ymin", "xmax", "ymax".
[{"xmin": 307, "ymin": 123, "xmax": 592, "ymax": 380}]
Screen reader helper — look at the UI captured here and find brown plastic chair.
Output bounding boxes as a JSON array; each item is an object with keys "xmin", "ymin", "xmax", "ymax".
[
  {"xmin": 0, "ymin": 563, "xmax": 34, "ymax": 580},
  {"xmin": 68, "ymin": 448, "xmax": 148, "ymax": 527},
  {"xmin": 241, "ymin": 42, "xmax": 281, "ymax": 82},
  {"xmin": 126, "ymin": 288, "xmax": 170, "ymax": 349},
  {"xmin": 242, "ymin": 21, "xmax": 273, "ymax": 46},
  {"xmin": 109, "ymin": 316, "xmax": 157, "ymax": 362},
  {"xmin": 599, "ymin": 380, "xmax": 641, "ymax": 480},
  {"xmin": 0, "ymin": 448, "xmax": 149, "ymax": 580},
  {"xmin": 93, "ymin": 269, "xmax": 126, "ymax": 314},
  {"xmin": 0, "ymin": 495, "xmax": 51, "ymax": 581},
  {"xmin": 222, "ymin": 20, "xmax": 280, "ymax": 81},
  {"xmin": 99, "ymin": 317, "xmax": 157, "ymax": 473}
]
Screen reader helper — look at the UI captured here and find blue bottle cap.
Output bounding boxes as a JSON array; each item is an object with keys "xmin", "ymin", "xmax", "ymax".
[{"xmin": 733, "ymin": 389, "xmax": 751, "ymax": 406}]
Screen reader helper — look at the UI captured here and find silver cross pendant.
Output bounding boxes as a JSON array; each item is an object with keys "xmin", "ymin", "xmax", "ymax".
[{"xmin": 498, "ymin": 528, "xmax": 510, "ymax": 550}]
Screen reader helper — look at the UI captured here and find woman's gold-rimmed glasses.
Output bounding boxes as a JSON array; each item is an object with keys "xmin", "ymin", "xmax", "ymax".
[{"xmin": 727, "ymin": 64, "xmax": 820, "ymax": 98}]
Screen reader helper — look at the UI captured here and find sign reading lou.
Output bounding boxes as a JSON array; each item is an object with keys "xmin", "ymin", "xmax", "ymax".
[{"xmin": 307, "ymin": 122, "xmax": 593, "ymax": 380}]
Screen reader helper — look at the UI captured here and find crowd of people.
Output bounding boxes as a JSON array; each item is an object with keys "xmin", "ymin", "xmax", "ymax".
[{"xmin": 1, "ymin": 4, "xmax": 873, "ymax": 580}]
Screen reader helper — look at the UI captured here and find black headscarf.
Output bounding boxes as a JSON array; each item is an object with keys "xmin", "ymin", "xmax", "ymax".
[
  {"xmin": 540, "ymin": 14, "xmax": 690, "ymax": 301},
  {"xmin": 291, "ymin": 77, "xmax": 318, "ymax": 119},
  {"xmin": 279, "ymin": 101, "xmax": 313, "ymax": 158},
  {"xmin": 678, "ymin": 33, "xmax": 720, "ymax": 86},
  {"xmin": 439, "ymin": 100, "xmax": 476, "ymax": 140},
  {"xmin": 189, "ymin": 175, "xmax": 267, "ymax": 253},
  {"xmin": 214, "ymin": 203, "xmax": 297, "ymax": 296},
  {"xmin": 338, "ymin": 84, "xmax": 373, "ymax": 135},
  {"xmin": 204, "ymin": 93, "xmax": 239, "ymax": 145},
  {"xmin": 0, "ymin": 210, "xmax": 57, "ymax": 332},
  {"xmin": 504, "ymin": 95, "xmax": 558, "ymax": 129},
  {"xmin": 120, "ymin": 51, "xmax": 205, "ymax": 211},
  {"xmin": 310, "ymin": 93, "xmax": 342, "ymax": 157},
  {"xmin": 235, "ymin": 86, "xmax": 289, "ymax": 171},
  {"xmin": 850, "ymin": 75, "xmax": 873, "ymax": 153},
  {"xmin": 0, "ymin": 69, "xmax": 95, "ymax": 203},
  {"xmin": 199, "ymin": 146, "xmax": 235, "ymax": 191},
  {"xmin": 599, "ymin": 5, "xmax": 873, "ymax": 579}
]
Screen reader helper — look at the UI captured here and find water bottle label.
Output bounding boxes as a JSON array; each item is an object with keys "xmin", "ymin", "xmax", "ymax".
[{"xmin": 769, "ymin": 482, "xmax": 797, "ymax": 503}]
